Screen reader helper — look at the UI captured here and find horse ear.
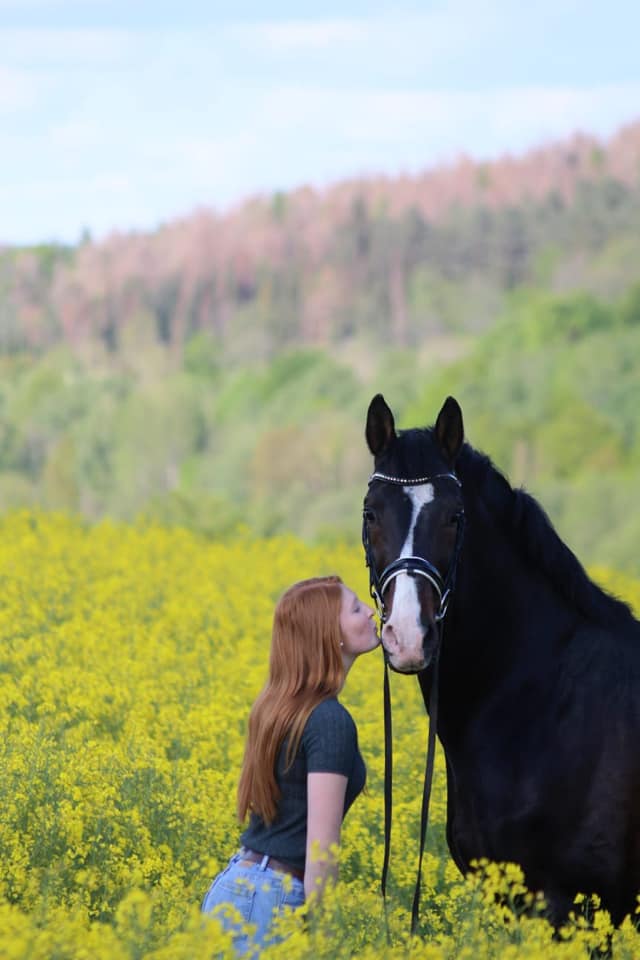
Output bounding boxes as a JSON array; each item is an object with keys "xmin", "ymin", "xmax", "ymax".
[
  {"xmin": 435, "ymin": 396, "xmax": 464, "ymax": 464},
  {"xmin": 366, "ymin": 394, "xmax": 397, "ymax": 456}
]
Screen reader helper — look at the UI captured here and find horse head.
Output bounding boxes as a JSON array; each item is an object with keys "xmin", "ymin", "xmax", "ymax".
[{"xmin": 363, "ymin": 394, "xmax": 465, "ymax": 673}]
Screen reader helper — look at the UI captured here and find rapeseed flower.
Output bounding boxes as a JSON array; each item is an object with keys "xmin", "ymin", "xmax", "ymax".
[{"xmin": 0, "ymin": 510, "xmax": 638, "ymax": 957}]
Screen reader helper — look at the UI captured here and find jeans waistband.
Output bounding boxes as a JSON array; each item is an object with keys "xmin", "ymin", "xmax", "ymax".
[{"xmin": 237, "ymin": 847, "xmax": 304, "ymax": 882}]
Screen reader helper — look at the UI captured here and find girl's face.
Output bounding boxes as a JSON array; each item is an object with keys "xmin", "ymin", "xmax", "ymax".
[{"xmin": 339, "ymin": 586, "xmax": 379, "ymax": 659}]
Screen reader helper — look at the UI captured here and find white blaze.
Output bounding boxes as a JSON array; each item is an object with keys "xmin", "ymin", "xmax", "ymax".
[{"xmin": 383, "ymin": 484, "xmax": 434, "ymax": 664}]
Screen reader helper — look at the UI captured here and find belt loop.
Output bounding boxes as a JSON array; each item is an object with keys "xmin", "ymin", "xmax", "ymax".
[{"xmin": 259, "ymin": 854, "xmax": 269, "ymax": 871}]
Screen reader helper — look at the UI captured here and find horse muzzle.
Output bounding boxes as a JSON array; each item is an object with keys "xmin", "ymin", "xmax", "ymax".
[{"xmin": 381, "ymin": 620, "xmax": 439, "ymax": 674}]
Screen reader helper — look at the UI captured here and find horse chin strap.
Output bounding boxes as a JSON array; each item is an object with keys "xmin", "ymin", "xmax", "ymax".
[{"xmin": 363, "ymin": 470, "xmax": 464, "ymax": 936}]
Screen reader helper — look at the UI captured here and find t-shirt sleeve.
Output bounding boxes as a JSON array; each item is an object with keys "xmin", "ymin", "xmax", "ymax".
[{"xmin": 303, "ymin": 699, "xmax": 357, "ymax": 777}]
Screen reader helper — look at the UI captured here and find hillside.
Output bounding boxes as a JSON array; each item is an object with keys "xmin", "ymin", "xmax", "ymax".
[
  {"xmin": 0, "ymin": 121, "xmax": 639, "ymax": 574},
  {"xmin": 2, "ymin": 120, "xmax": 640, "ymax": 357},
  {"xmin": 0, "ymin": 282, "xmax": 638, "ymax": 574}
]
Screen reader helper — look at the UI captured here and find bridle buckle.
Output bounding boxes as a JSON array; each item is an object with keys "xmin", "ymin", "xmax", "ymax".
[{"xmin": 434, "ymin": 588, "xmax": 451, "ymax": 623}]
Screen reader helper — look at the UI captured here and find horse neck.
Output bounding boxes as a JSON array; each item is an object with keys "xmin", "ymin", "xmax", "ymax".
[
  {"xmin": 429, "ymin": 447, "xmax": 637, "ymax": 748},
  {"xmin": 449, "ymin": 440, "xmax": 634, "ymax": 643},
  {"xmin": 433, "ymin": 490, "xmax": 575, "ymax": 721},
  {"xmin": 455, "ymin": 506, "xmax": 570, "ymax": 638}
]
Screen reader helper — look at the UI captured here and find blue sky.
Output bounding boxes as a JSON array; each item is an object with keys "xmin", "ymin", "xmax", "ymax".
[{"xmin": 1, "ymin": 0, "xmax": 639, "ymax": 245}]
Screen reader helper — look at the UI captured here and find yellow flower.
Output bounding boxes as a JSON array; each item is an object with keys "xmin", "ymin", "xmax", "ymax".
[{"xmin": 0, "ymin": 510, "xmax": 638, "ymax": 957}]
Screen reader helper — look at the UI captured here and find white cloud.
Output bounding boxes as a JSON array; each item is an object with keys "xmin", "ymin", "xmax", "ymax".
[
  {"xmin": 3, "ymin": 27, "xmax": 138, "ymax": 66},
  {"xmin": 0, "ymin": 66, "xmax": 40, "ymax": 112},
  {"xmin": 255, "ymin": 19, "xmax": 363, "ymax": 51},
  {"xmin": 247, "ymin": 83, "xmax": 640, "ymax": 162},
  {"xmin": 234, "ymin": 7, "xmax": 500, "ymax": 80}
]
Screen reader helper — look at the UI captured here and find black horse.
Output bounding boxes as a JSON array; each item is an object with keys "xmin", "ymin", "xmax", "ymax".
[{"xmin": 363, "ymin": 393, "xmax": 640, "ymax": 926}]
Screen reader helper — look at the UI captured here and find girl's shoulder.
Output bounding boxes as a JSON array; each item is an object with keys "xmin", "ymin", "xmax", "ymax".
[
  {"xmin": 305, "ymin": 697, "xmax": 357, "ymax": 737},
  {"xmin": 303, "ymin": 697, "xmax": 359, "ymax": 772}
]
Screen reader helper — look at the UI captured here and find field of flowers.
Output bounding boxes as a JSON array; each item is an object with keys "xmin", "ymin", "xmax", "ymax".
[{"xmin": 1, "ymin": 511, "xmax": 639, "ymax": 958}]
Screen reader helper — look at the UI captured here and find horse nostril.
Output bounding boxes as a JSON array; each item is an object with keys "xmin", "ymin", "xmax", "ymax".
[{"xmin": 382, "ymin": 623, "xmax": 400, "ymax": 653}]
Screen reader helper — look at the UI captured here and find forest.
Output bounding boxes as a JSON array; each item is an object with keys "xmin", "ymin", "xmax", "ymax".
[{"xmin": 0, "ymin": 121, "xmax": 639, "ymax": 573}]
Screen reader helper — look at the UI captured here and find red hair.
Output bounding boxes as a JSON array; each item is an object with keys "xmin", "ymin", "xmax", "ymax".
[{"xmin": 237, "ymin": 576, "xmax": 345, "ymax": 825}]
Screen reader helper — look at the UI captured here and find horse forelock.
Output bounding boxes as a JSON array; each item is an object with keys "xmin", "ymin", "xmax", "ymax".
[
  {"xmin": 376, "ymin": 426, "xmax": 449, "ymax": 478},
  {"xmin": 456, "ymin": 443, "xmax": 635, "ymax": 628}
]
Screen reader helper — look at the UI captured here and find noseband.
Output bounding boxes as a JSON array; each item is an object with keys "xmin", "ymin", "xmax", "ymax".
[
  {"xmin": 362, "ymin": 471, "xmax": 465, "ymax": 628},
  {"xmin": 362, "ymin": 468, "xmax": 465, "ymax": 935}
]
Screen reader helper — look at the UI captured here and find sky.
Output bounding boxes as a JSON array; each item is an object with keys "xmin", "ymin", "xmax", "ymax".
[{"xmin": 1, "ymin": 0, "xmax": 639, "ymax": 245}]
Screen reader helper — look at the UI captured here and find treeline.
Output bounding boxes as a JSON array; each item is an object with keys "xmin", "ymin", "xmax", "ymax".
[
  {"xmin": 1, "ymin": 123, "xmax": 639, "ymax": 573},
  {"xmin": 1, "ymin": 123, "xmax": 640, "ymax": 359},
  {"xmin": 0, "ymin": 283, "xmax": 638, "ymax": 574}
]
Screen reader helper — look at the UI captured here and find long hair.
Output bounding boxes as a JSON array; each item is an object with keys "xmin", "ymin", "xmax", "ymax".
[{"xmin": 237, "ymin": 576, "xmax": 345, "ymax": 825}]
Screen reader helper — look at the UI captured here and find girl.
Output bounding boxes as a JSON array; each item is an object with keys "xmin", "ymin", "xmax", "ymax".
[{"xmin": 201, "ymin": 575, "xmax": 379, "ymax": 954}]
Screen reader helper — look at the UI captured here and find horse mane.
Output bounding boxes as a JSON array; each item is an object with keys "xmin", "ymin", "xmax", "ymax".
[{"xmin": 455, "ymin": 441, "xmax": 635, "ymax": 627}]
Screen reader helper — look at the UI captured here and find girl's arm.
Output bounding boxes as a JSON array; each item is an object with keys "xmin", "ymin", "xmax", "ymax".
[{"xmin": 305, "ymin": 772, "xmax": 348, "ymax": 902}]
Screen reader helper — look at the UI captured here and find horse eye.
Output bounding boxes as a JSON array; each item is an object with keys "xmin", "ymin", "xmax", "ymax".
[
  {"xmin": 363, "ymin": 508, "xmax": 377, "ymax": 524},
  {"xmin": 448, "ymin": 512, "xmax": 460, "ymax": 526}
]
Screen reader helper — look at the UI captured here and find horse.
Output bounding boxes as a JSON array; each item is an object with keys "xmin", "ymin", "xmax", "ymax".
[{"xmin": 362, "ymin": 393, "xmax": 640, "ymax": 927}]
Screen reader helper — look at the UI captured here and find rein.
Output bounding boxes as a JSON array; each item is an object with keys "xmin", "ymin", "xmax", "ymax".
[
  {"xmin": 362, "ymin": 470, "xmax": 465, "ymax": 936},
  {"xmin": 381, "ymin": 649, "xmax": 441, "ymax": 936}
]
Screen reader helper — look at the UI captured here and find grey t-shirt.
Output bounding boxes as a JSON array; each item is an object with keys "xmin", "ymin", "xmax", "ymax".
[{"xmin": 240, "ymin": 697, "xmax": 366, "ymax": 871}]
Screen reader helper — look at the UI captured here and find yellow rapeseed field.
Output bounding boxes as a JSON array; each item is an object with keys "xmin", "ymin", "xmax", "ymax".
[{"xmin": 0, "ymin": 511, "xmax": 639, "ymax": 958}]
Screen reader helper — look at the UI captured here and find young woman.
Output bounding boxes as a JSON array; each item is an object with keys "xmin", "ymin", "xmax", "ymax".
[{"xmin": 201, "ymin": 575, "xmax": 379, "ymax": 954}]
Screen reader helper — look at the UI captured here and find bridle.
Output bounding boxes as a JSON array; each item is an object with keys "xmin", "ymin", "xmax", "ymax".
[
  {"xmin": 361, "ymin": 469, "xmax": 466, "ymax": 936},
  {"xmin": 362, "ymin": 470, "xmax": 464, "ymax": 628}
]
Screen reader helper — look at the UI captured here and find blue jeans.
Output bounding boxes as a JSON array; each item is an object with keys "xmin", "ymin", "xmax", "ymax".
[{"xmin": 201, "ymin": 851, "xmax": 305, "ymax": 956}]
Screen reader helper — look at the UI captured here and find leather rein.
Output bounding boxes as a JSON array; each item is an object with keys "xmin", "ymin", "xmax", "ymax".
[{"xmin": 362, "ymin": 470, "xmax": 465, "ymax": 935}]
